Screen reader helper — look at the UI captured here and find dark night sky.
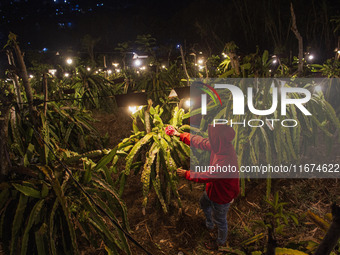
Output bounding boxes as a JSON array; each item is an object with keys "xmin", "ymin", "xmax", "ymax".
[
  {"xmin": 0, "ymin": 0, "xmax": 195, "ymax": 50},
  {"xmin": 0, "ymin": 0, "xmax": 340, "ymax": 63}
]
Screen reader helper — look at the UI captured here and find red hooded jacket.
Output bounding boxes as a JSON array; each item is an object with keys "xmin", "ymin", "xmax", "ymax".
[{"xmin": 180, "ymin": 125, "xmax": 240, "ymax": 204}]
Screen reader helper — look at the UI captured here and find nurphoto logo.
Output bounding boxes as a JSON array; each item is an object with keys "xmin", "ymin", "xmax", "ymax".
[{"xmin": 196, "ymin": 79, "xmax": 312, "ymax": 128}]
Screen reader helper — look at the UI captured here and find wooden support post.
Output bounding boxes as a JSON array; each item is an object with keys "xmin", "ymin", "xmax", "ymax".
[
  {"xmin": 0, "ymin": 90, "xmax": 14, "ymax": 177},
  {"xmin": 314, "ymin": 204, "xmax": 340, "ymax": 255},
  {"xmin": 6, "ymin": 50, "xmax": 23, "ymax": 111},
  {"xmin": 43, "ymin": 73, "xmax": 48, "ymax": 117},
  {"xmin": 290, "ymin": 3, "xmax": 304, "ymax": 76},
  {"xmin": 179, "ymin": 45, "xmax": 190, "ymax": 86}
]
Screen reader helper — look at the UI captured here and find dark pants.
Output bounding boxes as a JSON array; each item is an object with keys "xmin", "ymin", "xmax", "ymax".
[{"xmin": 199, "ymin": 191, "xmax": 230, "ymax": 245}]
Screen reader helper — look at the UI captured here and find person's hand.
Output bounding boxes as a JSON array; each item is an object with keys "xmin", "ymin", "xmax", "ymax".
[
  {"xmin": 165, "ymin": 125, "xmax": 180, "ymax": 137},
  {"xmin": 176, "ymin": 168, "xmax": 187, "ymax": 178},
  {"xmin": 173, "ymin": 130, "xmax": 180, "ymax": 137}
]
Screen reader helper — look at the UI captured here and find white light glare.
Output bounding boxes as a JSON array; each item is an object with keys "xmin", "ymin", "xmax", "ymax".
[
  {"xmin": 107, "ymin": 69, "xmax": 112, "ymax": 74},
  {"xmin": 128, "ymin": 106, "xmax": 143, "ymax": 114},
  {"xmin": 184, "ymin": 99, "xmax": 191, "ymax": 107},
  {"xmin": 197, "ymin": 59, "xmax": 204, "ymax": 65},
  {"xmin": 314, "ymin": 85, "xmax": 322, "ymax": 93},
  {"xmin": 66, "ymin": 58, "xmax": 73, "ymax": 65},
  {"xmin": 140, "ymin": 66, "xmax": 146, "ymax": 70},
  {"xmin": 272, "ymin": 59, "xmax": 277, "ymax": 64},
  {"xmin": 64, "ymin": 73, "xmax": 70, "ymax": 77},
  {"xmin": 198, "ymin": 65, "xmax": 204, "ymax": 70},
  {"xmin": 134, "ymin": 59, "xmax": 142, "ymax": 67},
  {"xmin": 29, "ymin": 74, "xmax": 34, "ymax": 78},
  {"xmin": 308, "ymin": 55, "xmax": 314, "ymax": 60},
  {"xmin": 116, "ymin": 69, "xmax": 121, "ymax": 73},
  {"xmin": 161, "ymin": 65, "xmax": 166, "ymax": 69},
  {"xmin": 48, "ymin": 69, "xmax": 57, "ymax": 76},
  {"xmin": 87, "ymin": 67, "xmax": 91, "ymax": 71},
  {"xmin": 112, "ymin": 63, "xmax": 119, "ymax": 67}
]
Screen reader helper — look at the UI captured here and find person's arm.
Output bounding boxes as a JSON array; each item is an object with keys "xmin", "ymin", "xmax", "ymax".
[
  {"xmin": 176, "ymin": 132, "xmax": 211, "ymax": 151},
  {"xmin": 177, "ymin": 168, "xmax": 217, "ymax": 183}
]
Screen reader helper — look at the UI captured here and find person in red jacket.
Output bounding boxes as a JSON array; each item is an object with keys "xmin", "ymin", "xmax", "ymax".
[{"xmin": 170, "ymin": 124, "xmax": 240, "ymax": 250}]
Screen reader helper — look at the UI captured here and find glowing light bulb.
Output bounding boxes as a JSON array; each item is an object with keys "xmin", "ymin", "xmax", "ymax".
[
  {"xmin": 315, "ymin": 85, "xmax": 322, "ymax": 93},
  {"xmin": 184, "ymin": 99, "xmax": 191, "ymax": 107},
  {"xmin": 116, "ymin": 69, "xmax": 121, "ymax": 73},
  {"xmin": 64, "ymin": 73, "xmax": 69, "ymax": 77},
  {"xmin": 134, "ymin": 59, "xmax": 142, "ymax": 67},
  {"xmin": 48, "ymin": 69, "xmax": 57, "ymax": 76},
  {"xmin": 128, "ymin": 106, "xmax": 143, "ymax": 114},
  {"xmin": 87, "ymin": 67, "xmax": 91, "ymax": 71},
  {"xmin": 308, "ymin": 55, "xmax": 314, "ymax": 60},
  {"xmin": 197, "ymin": 59, "xmax": 204, "ymax": 65},
  {"xmin": 66, "ymin": 58, "xmax": 73, "ymax": 65},
  {"xmin": 107, "ymin": 69, "xmax": 112, "ymax": 74}
]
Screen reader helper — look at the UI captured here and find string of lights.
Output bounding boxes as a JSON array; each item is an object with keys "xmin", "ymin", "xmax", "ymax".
[
  {"xmin": 3, "ymin": 87, "xmax": 191, "ymax": 110},
  {"xmin": 9, "ymin": 90, "xmax": 170, "ymax": 105}
]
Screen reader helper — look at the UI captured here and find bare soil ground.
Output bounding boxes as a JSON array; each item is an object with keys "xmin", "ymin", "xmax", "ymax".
[
  {"xmin": 91, "ymin": 109, "xmax": 133, "ymax": 147},
  {"xmin": 92, "ymin": 111, "xmax": 340, "ymax": 255}
]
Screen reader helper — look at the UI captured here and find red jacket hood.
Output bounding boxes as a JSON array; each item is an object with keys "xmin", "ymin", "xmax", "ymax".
[{"xmin": 208, "ymin": 125, "xmax": 235, "ymax": 155}]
